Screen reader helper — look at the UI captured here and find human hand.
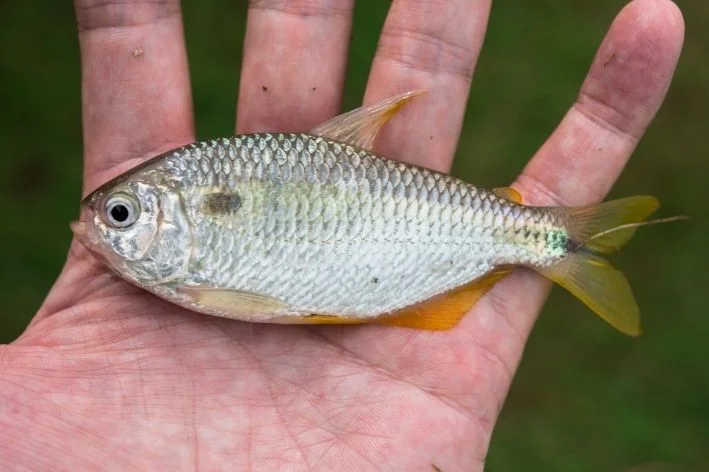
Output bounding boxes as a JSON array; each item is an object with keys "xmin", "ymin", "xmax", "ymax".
[{"xmin": 1, "ymin": 0, "xmax": 683, "ymax": 470}]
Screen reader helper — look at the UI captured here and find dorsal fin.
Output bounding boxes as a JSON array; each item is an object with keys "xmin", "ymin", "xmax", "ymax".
[{"xmin": 310, "ymin": 90, "xmax": 425, "ymax": 150}]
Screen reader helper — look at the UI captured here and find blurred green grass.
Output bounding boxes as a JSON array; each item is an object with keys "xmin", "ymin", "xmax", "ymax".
[{"xmin": 0, "ymin": 1, "xmax": 706, "ymax": 470}]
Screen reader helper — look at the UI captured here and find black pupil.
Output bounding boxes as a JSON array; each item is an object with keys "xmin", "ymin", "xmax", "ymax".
[{"xmin": 110, "ymin": 204, "xmax": 130, "ymax": 223}]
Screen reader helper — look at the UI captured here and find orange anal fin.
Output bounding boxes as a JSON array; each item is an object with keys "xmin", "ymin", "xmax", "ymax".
[
  {"xmin": 493, "ymin": 187, "xmax": 523, "ymax": 204},
  {"xmin": 375, "ymin": 267, "xmax": 514, "ymax": 330}
]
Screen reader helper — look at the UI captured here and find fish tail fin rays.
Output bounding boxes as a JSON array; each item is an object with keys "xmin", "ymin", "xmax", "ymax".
[
  {"xmin": 538, "ymin": 196, "xmax": 686, "ymax": 336},
  {"xmin": 538, "ymin": 251, "xmax": 642, "ymax": 336},
  {"xmin": 565, "ymin": 196, "xmax": 660, "ymax": 254}
]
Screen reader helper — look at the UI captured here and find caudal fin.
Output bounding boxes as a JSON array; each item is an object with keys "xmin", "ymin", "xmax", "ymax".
[{"xmin": 538, "ymin": 196, "xmax": 684, "ymax": 336}]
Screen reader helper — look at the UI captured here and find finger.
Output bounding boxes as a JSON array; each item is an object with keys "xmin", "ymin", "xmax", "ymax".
[
  {"xmin": 364, "ymin": 0, "xmax": 492, "ymax": 172},
  {"xmin": 236, "ymin": 1, "xmax": 355, "ymax": 133},
  {"xmin": 475, "ymin": 0, "xmax": 685, "ymax": 352},
  {"xmin": 516, "ymin": 0, "xmax": 685, "ymax": 207},
  {"xmin": 76, "ymin": 0, "xmax": 194, "ymax": 194}
]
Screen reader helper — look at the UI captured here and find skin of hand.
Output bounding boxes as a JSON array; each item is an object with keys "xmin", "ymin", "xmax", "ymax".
[{"xmin": 0, "ymin": 0, "xmax": 684, "ymax": 470}]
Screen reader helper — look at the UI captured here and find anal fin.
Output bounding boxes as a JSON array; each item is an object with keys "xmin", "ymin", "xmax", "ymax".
[{"xmin": 375, "ymin": 267, "xmax": 514, "ymax": 330}]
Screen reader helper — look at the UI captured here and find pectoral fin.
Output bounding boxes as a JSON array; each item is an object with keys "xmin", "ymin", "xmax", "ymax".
[
  {"xmin": 271, "ymin": 313, "xmax": 367, "ymax": 325},
  {"xmin": 310, "ymin": 90, "xmax": 425, "ymax": 150},
  {"xmin": 375, "ymin": 267, "xmax": 514, "ymax": 330},
  {"xmin": 178, "ymin": 287, "xmax": 287, "ymax": 316}
]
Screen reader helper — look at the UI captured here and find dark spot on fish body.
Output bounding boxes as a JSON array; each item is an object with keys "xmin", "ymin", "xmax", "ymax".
[
  {"xmin": 371, "ymin": 277, "xmax": 379, "ymax": 285},
  {"xmin": 203, "ymin": 191, "xmax": 242, "ymax": 215},
  {"xmin": 565, "ymin": 239, "xmax": 578, "ymax": 254},
  {"xmin": 546, "ymin": 229, "xmax": 572, "ymax": 253},
  {"xmin": 262, "ymin": 85, "xmax": 268, "ymax": 92}
]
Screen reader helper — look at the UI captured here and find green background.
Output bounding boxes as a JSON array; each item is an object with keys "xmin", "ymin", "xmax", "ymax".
[{"xmin": 0, "ymin": 1, "xmax": 706, "ymax": 470}]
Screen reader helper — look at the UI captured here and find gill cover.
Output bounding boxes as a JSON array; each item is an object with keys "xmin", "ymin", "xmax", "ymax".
[
  {"xmin": 93, "ymin": 181, "xmax": 192, "ymax": 285},
  {"xmin": 95, "ymin": 181, "xmax": 160, "ymax": 261}
]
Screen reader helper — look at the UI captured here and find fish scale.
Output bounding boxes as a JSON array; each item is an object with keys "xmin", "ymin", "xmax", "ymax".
[{"xmin": 157, "ymin": 132, "xmax": 550, "ymax": 318}]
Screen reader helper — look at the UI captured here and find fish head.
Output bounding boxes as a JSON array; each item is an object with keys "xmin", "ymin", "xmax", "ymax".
[{"xmin": 71, "ymin": 172, "xmax": 192, "ymax": 285}]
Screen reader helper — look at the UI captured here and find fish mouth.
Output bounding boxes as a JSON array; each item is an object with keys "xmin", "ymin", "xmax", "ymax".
[
  {"xmin": 70, "ymin": 219, "xmax": 99, "ymax": 250},
  {"xmin": 70, "ymin": 201, "xmax": 100, "ymax": 245},
  {"xmin": 70, "ymin": 220, "xmax": 88, "ymax": 239},
  {"xmin": 70, "ymin": 205, "xmax": 101, "ymax": 249}
]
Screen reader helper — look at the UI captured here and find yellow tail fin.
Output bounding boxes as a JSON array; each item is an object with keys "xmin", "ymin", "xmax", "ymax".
[{"xmin": 538, "ymin": 196, "xmax": 684, "ymax": 336}]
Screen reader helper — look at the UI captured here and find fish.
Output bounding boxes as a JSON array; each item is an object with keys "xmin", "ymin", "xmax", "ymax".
[{"xmin": 70, "ymin": 90, "xmax": 680, "ymax": 335}]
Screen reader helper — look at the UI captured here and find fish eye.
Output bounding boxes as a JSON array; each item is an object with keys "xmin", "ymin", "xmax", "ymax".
[{"xmin": 103, "ymin": 193, "xmax": 140, "ymax": 228}]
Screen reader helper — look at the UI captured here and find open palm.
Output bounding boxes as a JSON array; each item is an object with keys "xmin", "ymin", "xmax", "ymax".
[{"xmin": 1, "ymin": 1, "xmax": 683, "ymax": 470}]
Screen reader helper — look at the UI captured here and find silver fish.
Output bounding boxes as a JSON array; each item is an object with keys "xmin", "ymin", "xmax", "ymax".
[{"xmin": 71, "ymin": 91, "xmax": 669, "ymax": 334}]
